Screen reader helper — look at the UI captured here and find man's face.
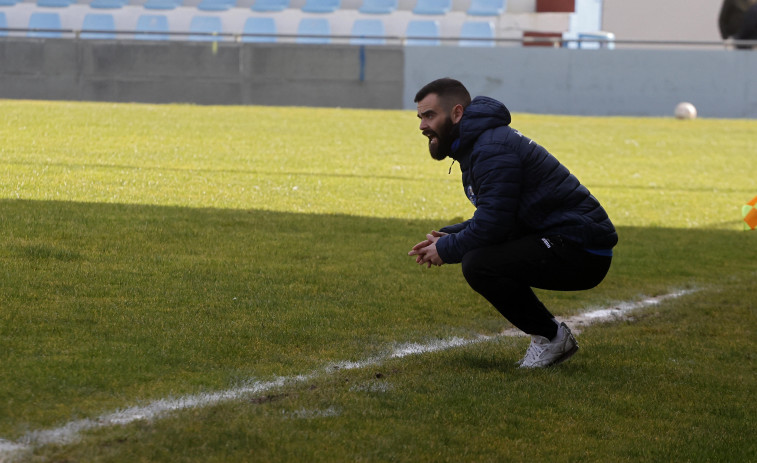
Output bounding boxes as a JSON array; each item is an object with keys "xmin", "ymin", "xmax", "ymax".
[{"xmin": 417, "ymin": 93, "xmax": 455, "ymax": 161}]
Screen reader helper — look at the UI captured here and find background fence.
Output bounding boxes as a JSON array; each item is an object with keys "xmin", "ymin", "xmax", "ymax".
[{"xmin": 2, "ymin": 37, "xmax": 756, "ymax": 118}]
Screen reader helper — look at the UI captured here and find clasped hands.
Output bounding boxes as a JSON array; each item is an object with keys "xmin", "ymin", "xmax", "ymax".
[{"xmin": 408, "ymin": 230, "xmax": 447, "ymax": 268}]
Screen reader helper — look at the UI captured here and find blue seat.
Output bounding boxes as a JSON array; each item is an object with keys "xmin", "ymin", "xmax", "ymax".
[
  {"xmin": 251, "ymin": 0, "xmax": 288, "ymax": 11},
  {"xmin": 189, "ymin": 16, "xmax": 223, "ymax": 41},
  {"xmin": 89, "ymin": 0, "xmax": 127, "ymax": 8},
  {"xmin": 459, "ymin": 21, "xmax": 494, "ymax": 46},
  {"xmin": 198, "ymin": 0, "xmax": 236, "ymax": 11},
  {"xmin": 0, "ymin": 0, "xmax": 18, "ymax": 6},
  {"xmin": 350, "ymin": 19, "xmax": 384, "ymax": 45},
  {"xmin": 242, "ymin": 17, "xmax": 275, "ymax": 42},
  {"xmin": 412, "ymin": 0, "xmax": 449, "ymax": 15},
  {"xmin": 36, "ymin": 0, "xmax": 74, "ymax": 7},
  {"xmin": 0, "ymin": 12, "xmax": 6, "ymax": 37},
  {"xmin": 466, "ymin": 0, "xmax": 504, "ymax": 16},
  {"xmin": 28, "ymin": 12, "xmax": 63, "ymax": 38},
  {"xmin": 296, "ymin": 18, "xmax": 329, "ymax": 43},
  {"xmin": 301, "ymin": 0, "xmax": 339, "ymax": 13},
  {"xmin": 90, "ymin": 0, "xmax": 128, "ymax": 8},
  {"xmin": 135, "ymin": 14, "xmax": 169, "ymax": 40},
  {"xmin": 81, "ymin": 13, "xmax": 115, "ymax": 39},
  {"xmin": 143, "ymin": 0, "xmax": 181, "ymax": 9},
  {"xmin": 406, "ymin": 20, "xmax": 439, "ymax": 45},
  {"xmin": 358, "ymin": 0, "xmax": 396, "ymax": 14}
]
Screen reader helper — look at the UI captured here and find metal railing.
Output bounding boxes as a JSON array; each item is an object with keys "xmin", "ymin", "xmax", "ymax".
[{"xmin": 2, "ymin": 27, "xmax": 757, "ymax": 49}]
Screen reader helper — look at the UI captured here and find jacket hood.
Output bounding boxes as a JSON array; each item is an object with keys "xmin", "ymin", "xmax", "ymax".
[{"xmin": 455, "ymin": 96, "xmax": 512, "ymax": 154}]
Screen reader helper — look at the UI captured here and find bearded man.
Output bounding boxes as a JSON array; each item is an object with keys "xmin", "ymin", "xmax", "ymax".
[{"xmin": 408, "ymin": 78, "xmax": 618, "ymax": 368}]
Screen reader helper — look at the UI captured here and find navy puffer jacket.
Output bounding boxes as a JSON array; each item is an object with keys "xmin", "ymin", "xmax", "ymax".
[{"xmin": 436, "ymin": 96, "xmax": 618, "ymax": 264}]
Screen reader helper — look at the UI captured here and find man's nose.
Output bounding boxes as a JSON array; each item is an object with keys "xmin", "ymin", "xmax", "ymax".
[{"xmin": 419, "ymin": 119, "xmax": 428, "ymax": 131}]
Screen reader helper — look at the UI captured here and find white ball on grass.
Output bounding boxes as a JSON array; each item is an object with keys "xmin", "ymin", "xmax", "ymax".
[{"xmin": 674, "ymin": 102, "xmax": 697, "ymax": 120}]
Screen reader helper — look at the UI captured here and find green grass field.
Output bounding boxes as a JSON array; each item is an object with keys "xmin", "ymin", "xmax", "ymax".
[{"xmin": 1, "ymin": 100, "xmax": 755, "ymax": 462}]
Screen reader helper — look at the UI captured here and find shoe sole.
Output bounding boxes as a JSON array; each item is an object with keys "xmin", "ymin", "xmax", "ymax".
[
  {"xmin": 548, "ymin": 325, "xmax": 580, "ymax": 367},
  {"xmin": 549, "ymin": 324, "xmax": 579, "ymax": 367},
  {"xmin": 518, "ymin": 344, "xmax": 578, "ymax": 369},
  {"xmin": 549, "ymin": 342, "xmax": 578, "ymax": 367}
]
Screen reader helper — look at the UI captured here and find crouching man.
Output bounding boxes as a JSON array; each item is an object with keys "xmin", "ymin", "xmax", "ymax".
[{"xmin": 408, "ymin": 78, "xmax": 618, "ymax": 368}]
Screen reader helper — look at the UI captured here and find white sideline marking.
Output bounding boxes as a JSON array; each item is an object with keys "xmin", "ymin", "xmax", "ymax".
[
  {"xmin": 0, "ymin": 290, "xmax": 693, "ymax": 461},
  {"xmin": 566, "ymin": 289, "xmax": 695, "ymax": 331}
]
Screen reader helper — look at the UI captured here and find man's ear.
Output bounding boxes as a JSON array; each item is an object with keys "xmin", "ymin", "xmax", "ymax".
[{"xmin": 451, "ymin": 104, "xmax": 464, "ymax": 124}]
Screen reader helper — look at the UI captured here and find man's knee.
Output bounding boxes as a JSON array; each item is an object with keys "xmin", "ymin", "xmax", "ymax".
[{"xmin": 461, "ymin": 248, "xmax": 487, "ymax": 288}]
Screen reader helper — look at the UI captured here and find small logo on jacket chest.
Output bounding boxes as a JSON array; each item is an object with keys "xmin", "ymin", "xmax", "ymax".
[{"xmin": 466, "ymin": 185, "xmax": 477, "ymax": 206}]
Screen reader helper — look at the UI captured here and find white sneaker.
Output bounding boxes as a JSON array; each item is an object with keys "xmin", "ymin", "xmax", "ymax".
[{"xmin": 518, "ymin": 322, "xmax": 579, "ymax": 368}]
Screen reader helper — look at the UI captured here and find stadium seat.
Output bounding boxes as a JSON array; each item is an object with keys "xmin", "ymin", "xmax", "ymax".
[
  {"xmin": 405, "ymin": 20, "xmax": 439, "ymax": 45},
  {"xmin": 27, "ymin": 12, "xmax": 63, "ymax": 38},
  {"xmin": 358, "ymin": 0, "xmax": 396, "ymax": 14},
  {"xmin": 36, "ymin": 0, "xmax": 74, "ymax": 7},
  {"xmin": 296, "ymin": 17, "xmax": 330, "ymax": 44},
  {"xmin": 466, "ymin": 0, "xmax": 505, "ymax": 16},
  {"xmin": 241, "ymin": 17, "xmax": 276, "ymax": 42},
  {"xmin": 90, "ymin": 0, "xmax": 128, "ymax": 8},
  {"xmin": 134, "ymin": 14, "xmax": 169, "ymax": 40},
  {"xmin": 301, "ymin": 0, "xmax": 340, "ymax": 13},
  {"xmin": 81, "ymin": 13, "xmax": 116, "ymax": 39},
  {"xmin": 198, "ymin": 0, "xmax": 236, "ymax": 11},
  {"xmin": 251, "ymin": 0, "xmax": 289, "ymax": 12},
  {"xmin": 0, "ymin": 13, "xmax": 6, "ymax": 37},
  {"xmin": 189, "ymin": 15, "xmax": 223, "ymax": 41},
  {"xmin": 522, "ymin": 30, "xmax": 562, "ymax": 47},
  {"xmin": 143, "ymin": 0, "xmax": 182, "ymax": 9},
  {"xmin": 412, "ymin": 0, "xmax": 450, "ymax": 15},
  {"xmin": 350, "ymin": 18, "xmax": 384, "ymax": 45},
  {"xmin": 459, "ymin": 20, "xmax": 494, "ymax": 46},
  {"xmin": 0, "ymin": 0, "xmax": 18, "ymax": 6}
]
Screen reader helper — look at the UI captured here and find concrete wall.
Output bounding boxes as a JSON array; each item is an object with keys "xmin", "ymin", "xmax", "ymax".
[
  {"xmin": 0, "ymin": 39, "xmax": 404, "ymax": 109},
  {"xmin": 1, "ymin": 39, "xmax": 757, "ymax": 118},
  {"xmin": 602, "ymin": 0, "xmax": 723, "ymax": 44},
  {"xmin": 403, "ymin": 46, "xmax": 757, "ymax": 118}
]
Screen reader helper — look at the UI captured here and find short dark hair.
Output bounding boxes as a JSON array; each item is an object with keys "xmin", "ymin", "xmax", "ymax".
[{"xmin": 414, "ymin": 78, "xmax": 471, "ymax": 109}]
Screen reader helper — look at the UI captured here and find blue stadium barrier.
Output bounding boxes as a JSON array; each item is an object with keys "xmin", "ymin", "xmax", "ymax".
[
  {"xmin": 350, "ymin": 18, "xmax": 384, "ymax": 45},
  {"xmin": 81, "ymin": 13, "xmax": 116, "ymax": 39},
  {"xmin": 412, "ymin": 0, "xmax": 450, "ymax": 15},
  {"xmin": 242, "ymin": 16, "xmax": 276, "ymax": 42},
  {"xmin": 143, "ymin": 0, "xmax": 182, "ymax": 10},
  {"xmin": 28, "ymin": 12, "xmax": 63, "ymax": 38},
  {"xmin": 459, "ymin": 20, "xmax": 494, "ymax": 46},
  {"xmin": 198, "ymin": 0, "xmax": 236, "ymax": 11},
  {"xmin": 358, "ymin": 0, "xmax": 396, "ymax": 14},
  {"xmin": 297, "ymin": 17, "xmax": 329, "ymax": 43},
  {"xmin": 134, "ymin": 14, "xmax": 169, "ymax": 40},
  {"xmin": 0, "ymin": 12, "xmax": 6, "ymax": 37},
  {"xmin": 36, "ymin": 0, "xmax": 74, "ymax": 7},
  {"xmin": 301, "ymin": 0, "xmax": 340, "ymax": 13},
  {"xmin": 466, "ymin": 0, "xmax": 505, "ymax": 16},
  {"xmin": 90, "ymin": 0, "xmax": 128, "ymax": 9},
  {"xmin": 189, "ymin": 15, "xmax": 223, "ymax": 41},
  {"xmin": 251, "ymin": 0, "xmax": 288, "ymax": 12},
  {"xmin": 406, "ymin": 19, "xmax": 439, "ymax": 45}
]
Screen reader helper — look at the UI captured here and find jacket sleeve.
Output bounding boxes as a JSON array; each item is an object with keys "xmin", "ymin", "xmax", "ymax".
[
  {"xmin": 439, "ymin": 220, "xmax": 471, "ymax": 234},
  {"xmin": 435, "ymin": 143, "xmax": 522, "ymax": 264}
]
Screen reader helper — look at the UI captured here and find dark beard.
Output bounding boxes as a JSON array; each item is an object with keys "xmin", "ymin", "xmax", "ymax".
[{"xmin": 426, "ymin": 117, "xmax": 455, "ymax": 161}]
